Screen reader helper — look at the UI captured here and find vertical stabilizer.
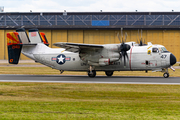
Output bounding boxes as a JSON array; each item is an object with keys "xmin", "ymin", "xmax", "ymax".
[
  {"xmin": 7, "ymin": 32, "xmax": 22, "ymax": 64},
  {"xmin": 16, "ymin": 28, "xmax": 30, "ymax": 44},
  {"xmin": 40, "ymin": 32, "xmax": 49, "ymax": 46},
  {"xmin": 28, "ymin": 29, "xmax": 43, "ymax": 44}
]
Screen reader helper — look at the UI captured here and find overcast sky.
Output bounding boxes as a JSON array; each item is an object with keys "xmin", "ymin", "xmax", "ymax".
[{"xmin": 0, "ymin": 0, "xmax": 179, "ymax": 12}]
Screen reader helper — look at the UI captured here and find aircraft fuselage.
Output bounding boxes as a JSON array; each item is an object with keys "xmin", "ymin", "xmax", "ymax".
[{"xmin": 23, "ymin": 43, "xmax": 174, "ymax": 72}]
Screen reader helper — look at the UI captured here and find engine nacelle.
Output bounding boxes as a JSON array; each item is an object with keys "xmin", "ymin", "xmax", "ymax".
[
  {"xmin": 99, "ymin": 58, "xmax": 119, "ymax": 66},
  {"xmin": 99, "ymin": 58, "xmax": 110, "ymax": 66}
]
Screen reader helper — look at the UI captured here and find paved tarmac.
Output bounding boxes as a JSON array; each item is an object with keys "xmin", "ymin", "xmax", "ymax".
[
  {"xmin": 0, "ymin": 60, "xmax": 180, "ymax": 84},
  {"xmin": 0, "ymin": 74, "xmax": 180, "ymax": 84}
]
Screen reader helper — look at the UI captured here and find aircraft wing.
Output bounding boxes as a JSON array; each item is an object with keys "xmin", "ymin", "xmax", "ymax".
[{"xmin": 53, "ymin": 42, "xmax": 104, "ymax": 52}]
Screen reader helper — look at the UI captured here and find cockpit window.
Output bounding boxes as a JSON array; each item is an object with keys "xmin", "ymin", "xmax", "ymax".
[
  {"xmin": 152, "ymin": 48, "xmax": 159, "ymax": 53},
  {"xmin": 161, "ymin": 47, "xmax": 168, "ymax": 52}
]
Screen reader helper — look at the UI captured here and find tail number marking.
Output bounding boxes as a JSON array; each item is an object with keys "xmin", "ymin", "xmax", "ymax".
[
  {"xmin": 12, "ymin": 45, "xmax": 20, "ymax": 49},
  {"xmin": 161, "ymin": 55, "xmax": 167, "ymax": 59}
]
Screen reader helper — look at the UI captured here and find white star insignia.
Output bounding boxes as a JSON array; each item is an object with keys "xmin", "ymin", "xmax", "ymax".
[{"xmin": 58, "ymin": 55, "xmax": 64, "ymax": 63}]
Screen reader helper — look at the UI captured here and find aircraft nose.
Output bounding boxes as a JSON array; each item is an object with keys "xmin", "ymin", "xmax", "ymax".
[{"xmin": 170, "ymin": 53, "xmax": 176, "ymax": 66}]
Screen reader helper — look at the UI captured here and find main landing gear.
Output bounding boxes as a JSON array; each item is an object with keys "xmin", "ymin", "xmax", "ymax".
[
  {"xmin": 88, "ymin": 70, "xmax": 114, "ymax": 78},
  {"xmin": 88, "ymin": 65, "xmax": 114, "ymax": 78},
  {"xmin": 88, "ymin": 70, "xmax": 96, "ymax": 78},
  {"xmin": 105, "ymin": 71, "xmax": 114, "ymax": 77},
  {"xmin": 88, "ymin": 66, "xmax": 96, "ymax": 78}
]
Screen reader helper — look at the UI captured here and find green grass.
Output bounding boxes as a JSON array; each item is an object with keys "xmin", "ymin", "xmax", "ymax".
[
  {"xmin": 0, "ymin": 64, "xmax": 180, "ymax": 119},
  {"xmin": 0, "ymin": 83, "xmax": 180, "ymax": 119}
]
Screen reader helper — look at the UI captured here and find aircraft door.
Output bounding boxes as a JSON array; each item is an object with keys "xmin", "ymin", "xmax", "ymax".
[
  {"xmin": 150, "ymin": 47, "xmax": 159, "ymax": 68},
  {"xmin": 145, "ymin": 60, "xmax": 157, "ymax": 67}
]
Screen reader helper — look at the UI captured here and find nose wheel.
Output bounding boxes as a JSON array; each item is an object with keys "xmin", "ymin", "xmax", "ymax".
[{"xmin": 163, "ymin": 73, "xmax": 169, "ymax": 78}]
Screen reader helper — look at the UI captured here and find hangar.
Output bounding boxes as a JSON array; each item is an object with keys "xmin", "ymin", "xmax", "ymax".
[{"xmin": 0, "ymin": 12, "xmax": 180, "ymax": 61}]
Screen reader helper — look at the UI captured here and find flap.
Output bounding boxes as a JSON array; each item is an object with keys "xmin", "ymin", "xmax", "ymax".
[{"xmin": 53, "ymin": 42, "xmax": 103, "ymax": 52}]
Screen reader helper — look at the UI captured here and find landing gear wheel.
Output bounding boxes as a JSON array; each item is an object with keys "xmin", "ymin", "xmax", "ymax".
[
  {"xmin": 163, "ymin": 73, "xmax": 169, "ymax": 78},
  {"xmin": 88, "ymin": 70, "xmax": 96, "ymax": 78},
  {"xmin": 105, "ymin": 71, "xmax": 114, "ymax": 77}
]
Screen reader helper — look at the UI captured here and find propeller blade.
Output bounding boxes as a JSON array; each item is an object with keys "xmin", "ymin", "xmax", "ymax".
[
  {"xmin": 121, "ymin": 28, "xmax": 123, "ymax": 41},
  {"xmin": 125, "ymin": 52, "xmax": 129, "ymax": 60},
  {"xmin": 119, "ymin": 43, "xmax": 131, "ymax": 67},
  {"xmin": 124, "ymin": 53, "xmax": 126, "ymax": 67},
  {"xmin": 125, "ymin": 32, "xmax": 127, "ymax": 42},
  {"xmin": 139, "ymin": 40, "xmax": 143, "ymax": 46},
  {"xmin": 117, "ymin": 32, "xmax": 121, "ymax": 42},
  {"xmin": 123, "ymin": 52, "xmax": 129, "ymax": 67},
  {"xmin": 144, "ymin": 38, "xmax": 146, "ymax": 45}
]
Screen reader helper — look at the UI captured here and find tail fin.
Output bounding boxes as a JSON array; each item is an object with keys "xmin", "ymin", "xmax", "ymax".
[
  {"xmin": 7, "ymin": 28, "xmax": 49, "ymax": 64},
  {"xmin": 17, "ymin": 28, "xmax": 49, "ymax": 45},
  {"xmin": 16, "ymin": 28, "xmax": 30, "ymax": 44},
  {"xmin": 28, "ymin": 29, "xmax": 43, "ymax": 44},
  {"xmin": 40, "ymin": 32, "xmax": 49, "ymax": 46},
  {"xmin": 7, "ymin": 32, "xmax": 22, "ymax": 64}
]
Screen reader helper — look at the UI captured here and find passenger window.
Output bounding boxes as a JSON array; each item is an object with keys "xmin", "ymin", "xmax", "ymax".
[{"xmin": 152, "ymin": 48, "xmax": 159, "ymax": 53}]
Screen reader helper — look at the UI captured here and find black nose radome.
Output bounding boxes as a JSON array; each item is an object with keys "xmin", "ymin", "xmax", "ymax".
[{"xmin": 170, "ymin": 54, "xmax": 176, "ymax": 66}]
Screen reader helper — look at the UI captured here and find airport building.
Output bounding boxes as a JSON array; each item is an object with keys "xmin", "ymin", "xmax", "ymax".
[{"xmin": 0, "ymin": 12, "xmax": 180, "ymax": 61}]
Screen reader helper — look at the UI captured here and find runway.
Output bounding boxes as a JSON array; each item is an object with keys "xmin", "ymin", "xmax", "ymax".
[{"xmin": 0, "ymin": 74, "xmax": 180, "ymax": 84}]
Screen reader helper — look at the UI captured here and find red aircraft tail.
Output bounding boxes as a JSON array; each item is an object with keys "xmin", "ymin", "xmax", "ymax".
[{"xmin": 40, "ymin": 32, "xmax": 49, "ymax": 46}]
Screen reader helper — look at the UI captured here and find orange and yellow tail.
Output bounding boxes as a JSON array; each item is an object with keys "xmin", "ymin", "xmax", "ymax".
[
  {"xmin": 7, "ymin": 32, "xmax": 22, "ymax": 64},
  {"xmin": 7, "ymin": 28, "xmax": 50, "ymax": 64},
  {"xmin": 40, "ymin": 32, "xmax": 49, "ymax": 46}
]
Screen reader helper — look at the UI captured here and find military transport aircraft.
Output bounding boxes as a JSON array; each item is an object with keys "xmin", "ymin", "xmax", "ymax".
[{"xmin": 7, "ymin": 28, "xmax": 176, "ymax": 78}]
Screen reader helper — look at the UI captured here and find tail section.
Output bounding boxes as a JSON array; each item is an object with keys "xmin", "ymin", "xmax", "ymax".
[
  {"xmin": 16, "ymin": 28, "xmax": 30, "ymax": 44},
  {"xmin": 7, "ymin": 32, "xmax": 22, "ymax": 64},
  {"xmin": 7, "ymin": 28, "xmax": 50, "ymax": 64},
  {"xmin": 28, "ymin": 29, "xmax": 49, "ymax": 45},
  {"xmin": 40, "ymin": 32, "xmax": 49, "ymax": 46},
  {"xmin": 28, "ymin": 29, "xmax": 43, "ymax": 44},
  {"xmin": 16, "ymin": 28, "xmax": 49, "ymax": 45}
]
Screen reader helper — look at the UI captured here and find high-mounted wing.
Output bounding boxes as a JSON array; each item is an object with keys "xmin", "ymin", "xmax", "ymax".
[{"xmin": 53, "ymin": 42, "xmax": 104, "ymax": 52}]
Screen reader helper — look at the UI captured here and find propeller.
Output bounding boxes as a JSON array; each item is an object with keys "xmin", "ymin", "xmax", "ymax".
[
  {"xmin": 117, "ymin": 28, "xmax": 131, "ymax": 67},
  {"xmin": 137, "ymin": 29, "xmax": 146, "ymax": 46},
  {"xmin": 120, "ymin": 41, "xmax": 130, "ymax": 67}
]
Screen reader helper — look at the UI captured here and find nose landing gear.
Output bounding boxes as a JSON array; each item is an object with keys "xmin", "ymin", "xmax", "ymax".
[
  {"xmin": 162, "ymin": 66, "xmax": 176, "ymax": 78},
  {"xmin": 163, "ymin": 72, "xmax": 169, "ymax": 78},
  {"xmin": 162, "ymin": 68, "xmax": 169, "ymax": 78}
]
